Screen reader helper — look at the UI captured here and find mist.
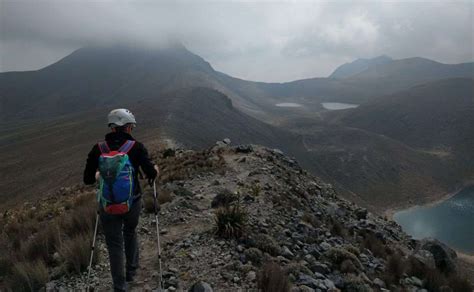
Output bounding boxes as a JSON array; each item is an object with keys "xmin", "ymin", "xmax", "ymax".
[{"xmin": 1, "ymin": 0, "xmax": 472, "ymax": 82}]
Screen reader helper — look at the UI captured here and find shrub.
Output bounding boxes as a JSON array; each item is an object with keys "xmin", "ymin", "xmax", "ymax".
[
  {"xmin": 301, "ymin": 212, "xmax": 321, "ymax": 227},
  {"xmin": 446, "ymin": 275, "xmax": 473, "ymax": 292},
  {"xmin": 253, "ymin": 234, "xmax": 281, "ymax": 256},
  {"xmin": 211, "ymin": 189, "xmax": 237, "ymax": 208},
  {"xmin": 324, "ymin": 247, "xmax": 362, "ymax": 270},
  {"xmin": 59, "ymin": 233, "xmax": 98, "ymax": 274},
  {"xmin": 405, "ymin": 255, "xmax": 473, "ymax": 291},
  {"xmin": 244, "ymin": 248, "xmax": 264, "ymax": 266},
  {"xmin": 143, "ymin": 195, "xmax": 156, "ymax": 214},
  {"xmin": 285, "ymin": 262, "xmax": 313, "ymax": 278},
  {"xmin": 344, "ymin": 274, "xmax": 372, "ymax": 292},
  {"xmin": 257, "ymin": 262, "xmax": 290, "ymax": 292},
  {"xmin": 157, "ymin": 189, "xmax": 174, "ymax": 205},
  {"xmin": 0, "ymin": 255, "xmax": 12, "ymax": 277},
  {"xmin": 330, "ymin": 219, "xmax": 347, "ymax": 238},
  {"xmin": 343, "ymin": 244, "xmax": 360, "ymax": 256},
  {"xmin": 9, "ymin": 260, "xmax": 49, "ymax": 291},
  {"xmin": 74, "ymin": 192, "xmax": 96, "ymax": 207},
  {"xmin": 214, "ymin": 200, "xmax": 247, "ymax": 239},
  {"xmin": 384, "ymin": 254, "xmax": 405, "ymax": 286},
  {"xmin": 324, "ymin": 216, "xmax": 348, "ymax": 238},
  {"xmin": 423, "ymin": 268, "xmax": 446, "ymax": 292},
  {"xmin": 250, "ymin": 183, "xmax": 261, "ymax": 197},
  {"xmin": 407, "ymin": 255, "xmax": 429, "ymax": 278},
  {"xmin": 340, "ymin": 259, "xmax": 357, "ymax": 274},
  {"xmin": 361, "ymin": 232, "xmax": 389, "ymax": 259},
  {"xmin": 162, "ymin": 148, "xmax": 175, "ymax": 158}
]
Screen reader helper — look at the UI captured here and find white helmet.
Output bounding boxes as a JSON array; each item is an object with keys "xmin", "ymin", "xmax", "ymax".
[{"xmin": 107, "ymin": 108, "xmax": 136, "ymax": 127}]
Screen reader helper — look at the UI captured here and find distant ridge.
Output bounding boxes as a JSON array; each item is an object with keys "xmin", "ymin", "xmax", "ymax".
[
  {"xmin": 329, "ymin": 55, "xmax": 393, "ymax": 78},
  {"xmin": 2, "ymin": 46, "xmax": 473, "ymax": 123},
  {"xmin": 348, "ymin": 57, "xmax": 474, "ymax": 80}
]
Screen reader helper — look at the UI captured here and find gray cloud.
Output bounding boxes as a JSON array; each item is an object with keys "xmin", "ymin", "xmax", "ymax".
[{"xmin": 0, "ymin": 0, "xmax": 472, "ymax": 82}]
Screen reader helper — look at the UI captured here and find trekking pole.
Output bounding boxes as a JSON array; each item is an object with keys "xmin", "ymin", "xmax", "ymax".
[
  {"xmin": 153, "ymin": 180, "xmax": 164, "ymax": 290},
  {"xmin": 86, "ymin": 210, "xmax": 100, "ymax": 292}
]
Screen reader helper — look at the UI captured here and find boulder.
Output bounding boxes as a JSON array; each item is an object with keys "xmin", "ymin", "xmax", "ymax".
[
  {"xmin": 235, "ymin": 145, "xmax": 253, "ymax": 153},
  {"xmin": 282, "ymin": 246, "xmax": 295, "ymax": 258},
  {"xmin": 246, "ymin": 271, "xmax": 257, "ymax": 282},
  {"xmin": 162, "ymin": 148, "xmax": 176, "ymax": 158},
  {"xmin": 297, "ymin": 274, "xmax": 319, "ymax": 289},
  {"xmin": 354, "ymin": 208, "xmax": 368, "ymax": 220},
  {"xmin": 189, "ymin": 281, "xmax": 213, "ymax": 292},
  {"xmin": 412, "ymin": 249, "xmax": 436, "ymax": 269},
  {"xmin": 421, "ymin": 238, "xmax": 457, "ymax": 273}
]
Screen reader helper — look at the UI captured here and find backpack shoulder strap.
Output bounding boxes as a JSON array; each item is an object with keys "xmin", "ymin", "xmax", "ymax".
[
  {"xmin": 118, "ymin": 140, "xmax": 136, "ymax": 154},
  {"xmin": 98, "ymin": 141, "xmax": 111, "ymax": 154}
]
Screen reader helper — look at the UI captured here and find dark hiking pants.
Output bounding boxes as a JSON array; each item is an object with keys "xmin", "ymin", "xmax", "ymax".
[{"xmin": 100, "ymin": 199, "xmax": 142, "ymax": 292}]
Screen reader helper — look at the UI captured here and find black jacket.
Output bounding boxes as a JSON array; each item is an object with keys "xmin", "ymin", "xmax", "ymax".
[{"xmin": 83, "ymin": 132, "xmax": 157, "ymax": 198}]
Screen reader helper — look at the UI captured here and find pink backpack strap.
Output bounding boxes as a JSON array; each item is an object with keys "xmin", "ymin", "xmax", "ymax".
[
  {"xmin": 118, "ymin": 140, "xmax": 136, "ymax": 154},
  {"xmin": 98, "ymin": 141, "xmax": 111, "ymax": 154}
]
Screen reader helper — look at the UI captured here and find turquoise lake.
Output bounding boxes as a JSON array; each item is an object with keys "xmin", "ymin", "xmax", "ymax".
[{"xmin": 393, "ymin": 186, "xmax": 474, "ymax": 254}]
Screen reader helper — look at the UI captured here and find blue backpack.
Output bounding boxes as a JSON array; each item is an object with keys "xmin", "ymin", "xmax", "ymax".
[{"xmin": 97, "ymin": 140, "xmax": 136, "ymax": 214}]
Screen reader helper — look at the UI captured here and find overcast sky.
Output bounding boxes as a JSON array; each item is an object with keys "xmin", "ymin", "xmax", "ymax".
[{"xmin": 1, "ymin": 1, "xmax": 473, "ymax": 82}]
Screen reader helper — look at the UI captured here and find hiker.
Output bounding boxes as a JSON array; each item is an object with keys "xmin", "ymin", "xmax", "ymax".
[{"xmin": 83, "ymin": 108, "xmax": 158, "ymax": 292}]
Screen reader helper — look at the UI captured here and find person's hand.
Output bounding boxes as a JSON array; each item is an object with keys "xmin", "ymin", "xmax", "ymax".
[
  {"xmin": 148, "ymin": 165, "xmax": 159, "ymax": 187},
  {"xmin": 148, "ymin": 178, "xmax": 155, "ymax": 187},
  {"xmin": 95, "ymin": 171, "xmax": 100, "ymax": 180}
]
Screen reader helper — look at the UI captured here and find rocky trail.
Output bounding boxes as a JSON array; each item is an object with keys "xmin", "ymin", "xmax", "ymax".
[{"xmin": 4, "ymin": 141, "xmax": 472, "ymax": 291}]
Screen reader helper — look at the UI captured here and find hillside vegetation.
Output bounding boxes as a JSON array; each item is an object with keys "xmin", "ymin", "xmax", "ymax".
[{"xmin": 1, "ymin": 142, "xmax": 472, "ymax": 291}]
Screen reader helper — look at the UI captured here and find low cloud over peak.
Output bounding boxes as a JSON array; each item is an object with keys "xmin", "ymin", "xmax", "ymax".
[{"xmin": 1, "ymin": 1, "xmax": 472, "ymax": 82}]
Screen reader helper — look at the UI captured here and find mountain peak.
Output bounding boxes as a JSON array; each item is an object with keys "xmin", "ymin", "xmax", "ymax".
[
  {"xmin": 42, "ymin": 43, "xmax": 212, "ymax": 73},
  {"xmin": 329, "ymin": 55, "xmax": 393, "ymax": 78}
]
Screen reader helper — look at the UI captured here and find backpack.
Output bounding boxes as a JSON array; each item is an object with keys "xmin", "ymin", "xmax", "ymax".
[{"xmin": 97, "ymin": 140, "xmax": 136, "ymax": 214}]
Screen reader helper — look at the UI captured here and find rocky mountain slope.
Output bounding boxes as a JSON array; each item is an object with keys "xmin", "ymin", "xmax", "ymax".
[
  {"xmin": 277, "ymin": 78, "xmax": 474, "ymax": 211},
  {"xmin": 330, "ymin": 78, "xmax": 474, "ymax": 193},
  {"xmin": 1, "ymin": 141, "xmax": 472, "ymax": 291},
  {"xmin": 335, "ymin": 78, "xmax": 474, "ymax": 152}
]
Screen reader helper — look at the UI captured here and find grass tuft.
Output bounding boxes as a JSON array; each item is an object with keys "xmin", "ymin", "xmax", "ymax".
[
  {"xmin": 214, "ymin": 199, "xmax": 247, "ymax": 239},
  {"xmin": 22, "ymin": 222, "xmax": 61, "ymax": 263},
  {"xmin": 9, "ymin": 260, "xmax": 49, "ymax": 291},
  {"xmin": 61, "ymin": 202, "xmax": 97, "ymax": 237},
  {"xmin": 59, "ymin": 233, "xmax": 99, "ymax": 274},
  {"xmin": 384, "ymin": 254, "xmax": 405, "ymax": 286},
  {"xmin": 257, "ymin": 262, "xmax": 290, "ymax": 292}
]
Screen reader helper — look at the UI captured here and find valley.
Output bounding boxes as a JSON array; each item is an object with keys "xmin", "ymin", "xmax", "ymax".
[{"xmin": 1, "ymin": 45, "xmax": 473, "ymax": 216}]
